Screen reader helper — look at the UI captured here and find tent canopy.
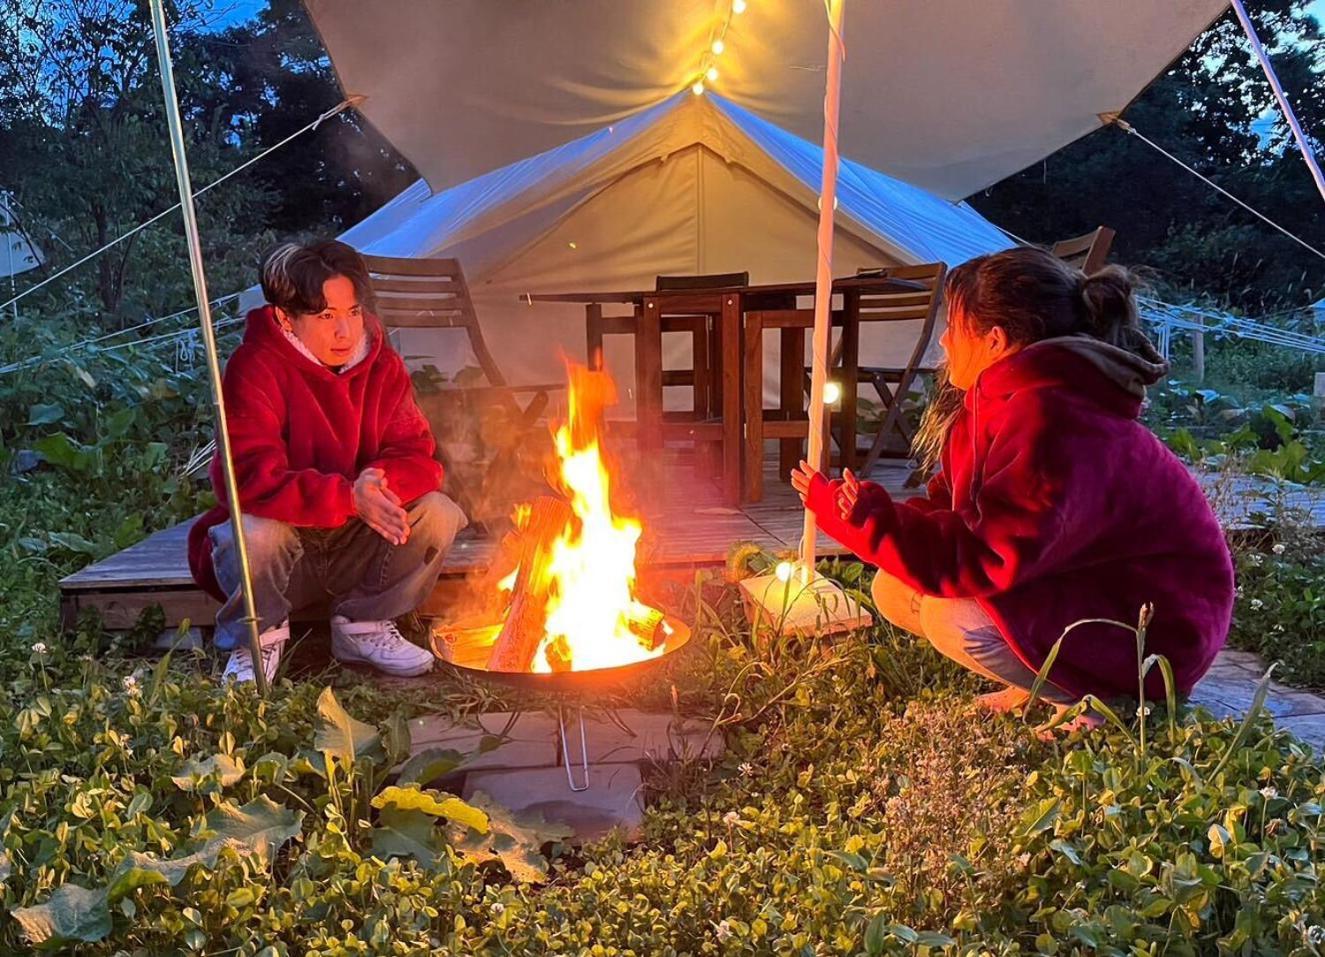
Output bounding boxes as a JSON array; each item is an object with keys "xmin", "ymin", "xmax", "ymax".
[
  {"xmin": 307, "ymin": 0, "xmax": 1229, "ymax": 200},
  {"xmin": 330, "ymin": 93, "xmax": 1012, "ymax": 398}
]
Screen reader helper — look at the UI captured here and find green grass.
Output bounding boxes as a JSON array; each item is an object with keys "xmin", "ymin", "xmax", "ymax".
[
  {"xmin": 2, "ymin": 320, "xmax": 1324, "ymax": 953},
  {"xmin": 2, "ymin": 462, "xmax": 1325, "ymax": 954}
]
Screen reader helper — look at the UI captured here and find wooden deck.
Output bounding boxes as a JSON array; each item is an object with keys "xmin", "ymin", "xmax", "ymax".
[{"xmin": 59, "ymin": 460, "xmax": 921, "ymax": 630}]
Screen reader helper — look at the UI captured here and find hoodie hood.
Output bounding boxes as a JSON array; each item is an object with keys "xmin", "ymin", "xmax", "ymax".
[
  {"xmin": 972, "ymin": 333, "xmax": 1170, "ymax": 419},
  {"xmin": 241, "ymin": 305, "xmax": 383, "ymax": 383}
]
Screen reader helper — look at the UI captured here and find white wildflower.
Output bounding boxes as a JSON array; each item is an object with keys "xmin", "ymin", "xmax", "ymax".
[
  {"xmin": 30, "ymin": 642, "xmax": 47, "ymax": 655},
  {"xmin": 1135, "ymin": 704, "xmax": 1153, "ymax": 718},
  {"xmin": 1260, "ymin": 786, "xmax": 1278, "ymax": 801},
  {"xmin": 1236, "ymin": 586, "xmax": 1245, "ymax": 598},
  {"xmin": 1250, "ymin": 599, "xmax": 1264, "ymax": 610},
  {"xmin": 1272, "ymin": 543, "xmax": 1286, "ymax": 555},
  {"xmin": 715, "ymin": 920, "xmax": 733, "ymax": 942},
  {"xmin": 738, "ymin": 762, "xmax": 754, "ymax": 777},
  {"xmin": 491, "ymin": 902, "xmax": 505, "ymax": 916},
  {"xmin": 1249, "ymin": 554, "xmax": 1265, "ymax": 567},
  {"xmin": 722, "ymin": 810, "xmax": 741, "ymax": 827},
  {"xmin": 122, "ymin": 675, "xmax": 140, "ymax": 696}
]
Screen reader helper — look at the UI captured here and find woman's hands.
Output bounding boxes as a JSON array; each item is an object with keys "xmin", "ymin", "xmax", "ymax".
[
  {"xmin": 790, "ymin": 460, "xmax": 860, "ymax": 520},
  {"xmin": 354, "ymin": 467, "xmax": 410, "ymax": 545}
]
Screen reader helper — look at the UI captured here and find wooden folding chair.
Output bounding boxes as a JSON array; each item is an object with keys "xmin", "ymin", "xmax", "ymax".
[
  {"xmin": 586, "ymin": 271, "xmax": 748, "ymax": 485},
  {"xmin": 834, "ymin": 262, "xmax": 947, "ymax": 473},
  {"xmin": 1050, "ymin": 226, "xmax": 1115, "ymax": 275},
  {"xmin": 363, "ymin": 254, "xmax": 562, "ymax": 530}
]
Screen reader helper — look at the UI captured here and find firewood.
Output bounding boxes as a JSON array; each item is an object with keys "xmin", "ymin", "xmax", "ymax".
[{"xmin": 486, "ymin": 495, "xmax": 572, "ymax": 672}]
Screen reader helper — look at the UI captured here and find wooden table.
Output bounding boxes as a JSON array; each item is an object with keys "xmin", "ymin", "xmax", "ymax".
[{"xmin": 521, "ymin": 275, "xmax": 923, "ymax": 504}]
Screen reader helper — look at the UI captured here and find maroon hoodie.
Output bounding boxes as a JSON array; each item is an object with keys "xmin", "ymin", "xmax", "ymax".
[
  {"xmin": 807, "ymin": 336, "xmax": 1234, "ymax": 700},
  {"xmin": 187, "ymin": 306, "xmax": 443, "ymax": 600}
]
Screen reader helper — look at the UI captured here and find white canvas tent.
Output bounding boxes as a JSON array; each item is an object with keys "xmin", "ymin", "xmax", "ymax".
[
  {"xmin": 0, "ymin": 192, "xmax": 43, "ymax": 281},
  {"xmin": 305, "ymin": 0, "xmax": 1229, "ymax": 201},
  {"xmin": 324, "ymin": 93, "xmax": 1012, "ymax": 404}
]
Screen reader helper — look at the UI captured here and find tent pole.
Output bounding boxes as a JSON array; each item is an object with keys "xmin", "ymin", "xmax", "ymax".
[
  {"xmin": 147, "ymin": 0, "xmax": 268, "ymax": 696},
  {"xmin": 1229, "ymin": 0, "xmax": 1325, "ymax": 205},
  {"xmin": 800, "ymin": 0, "xmax": 847, "ymax": 571}
]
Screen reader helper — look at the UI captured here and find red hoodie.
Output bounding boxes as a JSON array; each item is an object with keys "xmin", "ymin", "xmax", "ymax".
[
  {"xmin": 188, "ymin": 306, "xmax": 443, "ymax": 600},
  {"xmin": 806, "ymin": 336, "xmax": 1233, "ymax": 700}
]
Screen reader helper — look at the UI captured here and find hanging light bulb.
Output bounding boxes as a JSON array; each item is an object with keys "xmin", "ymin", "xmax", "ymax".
[
  {"xmin": 706, "ymin": 65, "xmax": 719, "ymax": 82},
  {"xmin": 711, "ymin": 38, "xmax": 725, "ymax": 55},
  {"xmin": 733, "ymin": 0, "xmax": 747, "ymax": 12},
  {"xmin": 823, "ymin": 380, "xmax": 842, "ymax": 404},
  {"xmin": 692, "ymin": 79, "xmax": 706, "ymax": 96}
]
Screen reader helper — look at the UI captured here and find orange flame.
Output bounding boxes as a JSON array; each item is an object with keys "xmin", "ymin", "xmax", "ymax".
[{"xmin": 522, "ymin": 364, "xmax": 665, "ymax": 673}]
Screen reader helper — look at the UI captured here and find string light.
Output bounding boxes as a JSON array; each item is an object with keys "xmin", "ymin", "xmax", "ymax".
[
  {"xmin": 687, "ymin": 0, "xmax": 743, "ymax": 95},
  {"xmin": 823, "ymin": 380, "xmax": 842, "ymax": 404}
]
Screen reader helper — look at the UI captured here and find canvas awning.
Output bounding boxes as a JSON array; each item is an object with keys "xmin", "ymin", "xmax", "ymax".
[{"xmin": 306, "ymin": 0, "xmax": 1229, "ymax": 200}]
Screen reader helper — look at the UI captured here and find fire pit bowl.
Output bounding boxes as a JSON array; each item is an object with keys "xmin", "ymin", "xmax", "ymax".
[{"xmin": 430, "ymin": 615, "xmax": 693, "ymax": 695}]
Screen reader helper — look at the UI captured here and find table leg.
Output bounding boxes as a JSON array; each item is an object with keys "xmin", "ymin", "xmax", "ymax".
[
  {"xmin": 722, "ymin": 293, "xmax": 743, "ymax": 505},
  {"xmin": 779, "ymin": 325, "xmax": 805, "ymax": 479},
  {"xmin": 585, "ymin": 302, "xmax": 604, "ymax": 370},
  {"xmin": 636, "ymin": 299, "xmax": 663, "ymax": 453},
  {"xmin": 742, "ymin": 307, "xmax": 764, "ymax": 503},
  {"xmin": 839, "ymin": 290, "xmax": 861, "ymax": 475}
]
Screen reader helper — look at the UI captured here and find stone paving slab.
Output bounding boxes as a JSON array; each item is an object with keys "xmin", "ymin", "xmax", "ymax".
[
  {"xmin": 1190, "ymin": 649, "xmax": 1325, "ymax": 751},
  {"xmin": 572, "ymin": 710, "xmax": 725, "ymax": 764},
  {"xmin": 464, "ymin": 764, "xmax": 645, "ymax": 843},
  {"xmin": 406, "ymin": 711, "xmax": 561, "ymax": 772}
]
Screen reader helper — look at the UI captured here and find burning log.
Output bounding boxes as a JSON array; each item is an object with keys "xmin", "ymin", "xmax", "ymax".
[{"xmin": 486, "ymin": 495, "xmax": 573, "ymax": 672}]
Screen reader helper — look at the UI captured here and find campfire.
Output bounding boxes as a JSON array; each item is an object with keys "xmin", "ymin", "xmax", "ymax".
[{"xmin": 432, "ymin": 363, "xmax": 682, "ymax": 679}]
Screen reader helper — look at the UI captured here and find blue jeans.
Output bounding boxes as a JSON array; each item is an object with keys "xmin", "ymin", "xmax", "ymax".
[
  {"xmin": 871, "ymin": 570, "xmax": 1076, "ymax": 705},
  {"xmin": 209, "ymin": 491, "xmax": 468, "ymax": 650}
]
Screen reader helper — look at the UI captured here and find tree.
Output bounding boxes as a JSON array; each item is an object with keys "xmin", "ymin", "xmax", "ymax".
[{"xmin": 968, "ymin": 0, "xmax": 1324, "ymax": 312}]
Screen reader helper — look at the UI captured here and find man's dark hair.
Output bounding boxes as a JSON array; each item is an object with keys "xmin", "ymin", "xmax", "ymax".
[{"xmin": 259, "ymin": 240, "xmax": 373, "ymax": 315}]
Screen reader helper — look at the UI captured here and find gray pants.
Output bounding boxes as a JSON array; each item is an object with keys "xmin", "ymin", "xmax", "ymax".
[
  {"xmin": 210, "ymin": 491, "xmax": 468, "ymax": 650},
  {"xmin": 871, "ymin": 570, "xmax": 1076, "ymax": 705}
]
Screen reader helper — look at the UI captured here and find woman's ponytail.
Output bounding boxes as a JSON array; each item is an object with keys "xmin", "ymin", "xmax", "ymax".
[{"xmin": 1079, "ymin": 266, "xmax": 1139, "ymax": 347}]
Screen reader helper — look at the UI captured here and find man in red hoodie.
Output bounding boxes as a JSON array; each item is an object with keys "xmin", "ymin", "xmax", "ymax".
[{"xmin": 188, "ymin": 241, "xmax": 467, "ymax": 684}]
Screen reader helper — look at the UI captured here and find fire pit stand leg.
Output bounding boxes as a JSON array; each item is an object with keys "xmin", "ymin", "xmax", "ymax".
[{"xmin": 558, "ymin": 704, "xmax": 591, "ymax": 792}]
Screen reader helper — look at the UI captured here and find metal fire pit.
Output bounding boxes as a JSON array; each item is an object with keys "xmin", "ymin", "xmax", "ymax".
[{"xmin": 429, "ymin": 616, "xmax": 693, "ymax": 791}]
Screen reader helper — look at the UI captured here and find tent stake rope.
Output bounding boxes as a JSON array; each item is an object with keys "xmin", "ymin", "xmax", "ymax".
[
  {"xmin": 149, "ymin": 0, "xmax": 268, "ymax": 696},
  {"xmin": 0, "ymin": 96, "xmax": 359, "ymax": 317},
  {"xmin": 1113, "ymin": 118, "xmax": 1325, "ymax": 263}
]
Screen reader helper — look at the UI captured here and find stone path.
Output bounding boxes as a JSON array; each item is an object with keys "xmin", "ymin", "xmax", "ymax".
[{"xmin": 1190, "ymin": 648, "xmax": 1325, "ymax": 750}]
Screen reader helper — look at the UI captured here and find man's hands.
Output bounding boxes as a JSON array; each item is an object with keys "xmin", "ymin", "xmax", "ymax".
[
  {"xmin": 790, "ymin": 460, "xmax": 860, "ymax": 520},
  {"xmin": 354, "ymin": 467, "xmax": 410, "ymax": 545}
]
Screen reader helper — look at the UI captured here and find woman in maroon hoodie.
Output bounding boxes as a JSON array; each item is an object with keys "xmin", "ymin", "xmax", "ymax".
[
  {"xmin": 795, "ymin": 247, "xmax": 1233, "ymax": 719},
  {"xmin": 188, "ymin": 241, "xmax": 467, "ymax": 685}
]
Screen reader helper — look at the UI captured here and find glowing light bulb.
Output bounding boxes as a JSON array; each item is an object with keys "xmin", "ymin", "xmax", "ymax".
[
  {"xmin": 711, "ymin": 38, "xmax": 725, "ymax": 55},
  {"xmin": 775, "ymin": 561, "xmax": 794, "ymax": 583},
  {"xmin": 733, "ymin": 0, "xmax": 747, "ymax": 12},
  {"xmin": 567, "ymin": 241, "xmax": 578, "ymax": 250},
  {"xmin": 691, "ymin": 80, "xmax": 706, "ymax": 96},
  {"xmin": 706, "ymin": 65, "xmax": 719, "ymax": 82},
  {"xmin": 823, "ymin": 380, "xmax": 842, "ymax": 404}
]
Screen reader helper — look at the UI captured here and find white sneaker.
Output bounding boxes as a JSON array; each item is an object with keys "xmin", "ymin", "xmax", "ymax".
[
  {"xmin": 222, "ymin": 621, "xmax": 289, "ymax": 685},
  {"xmin": 330, "ymin": 616, "xmax": 434, "ymax": 677}
]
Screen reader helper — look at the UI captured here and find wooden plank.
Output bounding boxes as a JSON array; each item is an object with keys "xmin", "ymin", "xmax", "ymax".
[{"xmin": 635, "ymin": 297, "xmax": 663, "ymax": 453}]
